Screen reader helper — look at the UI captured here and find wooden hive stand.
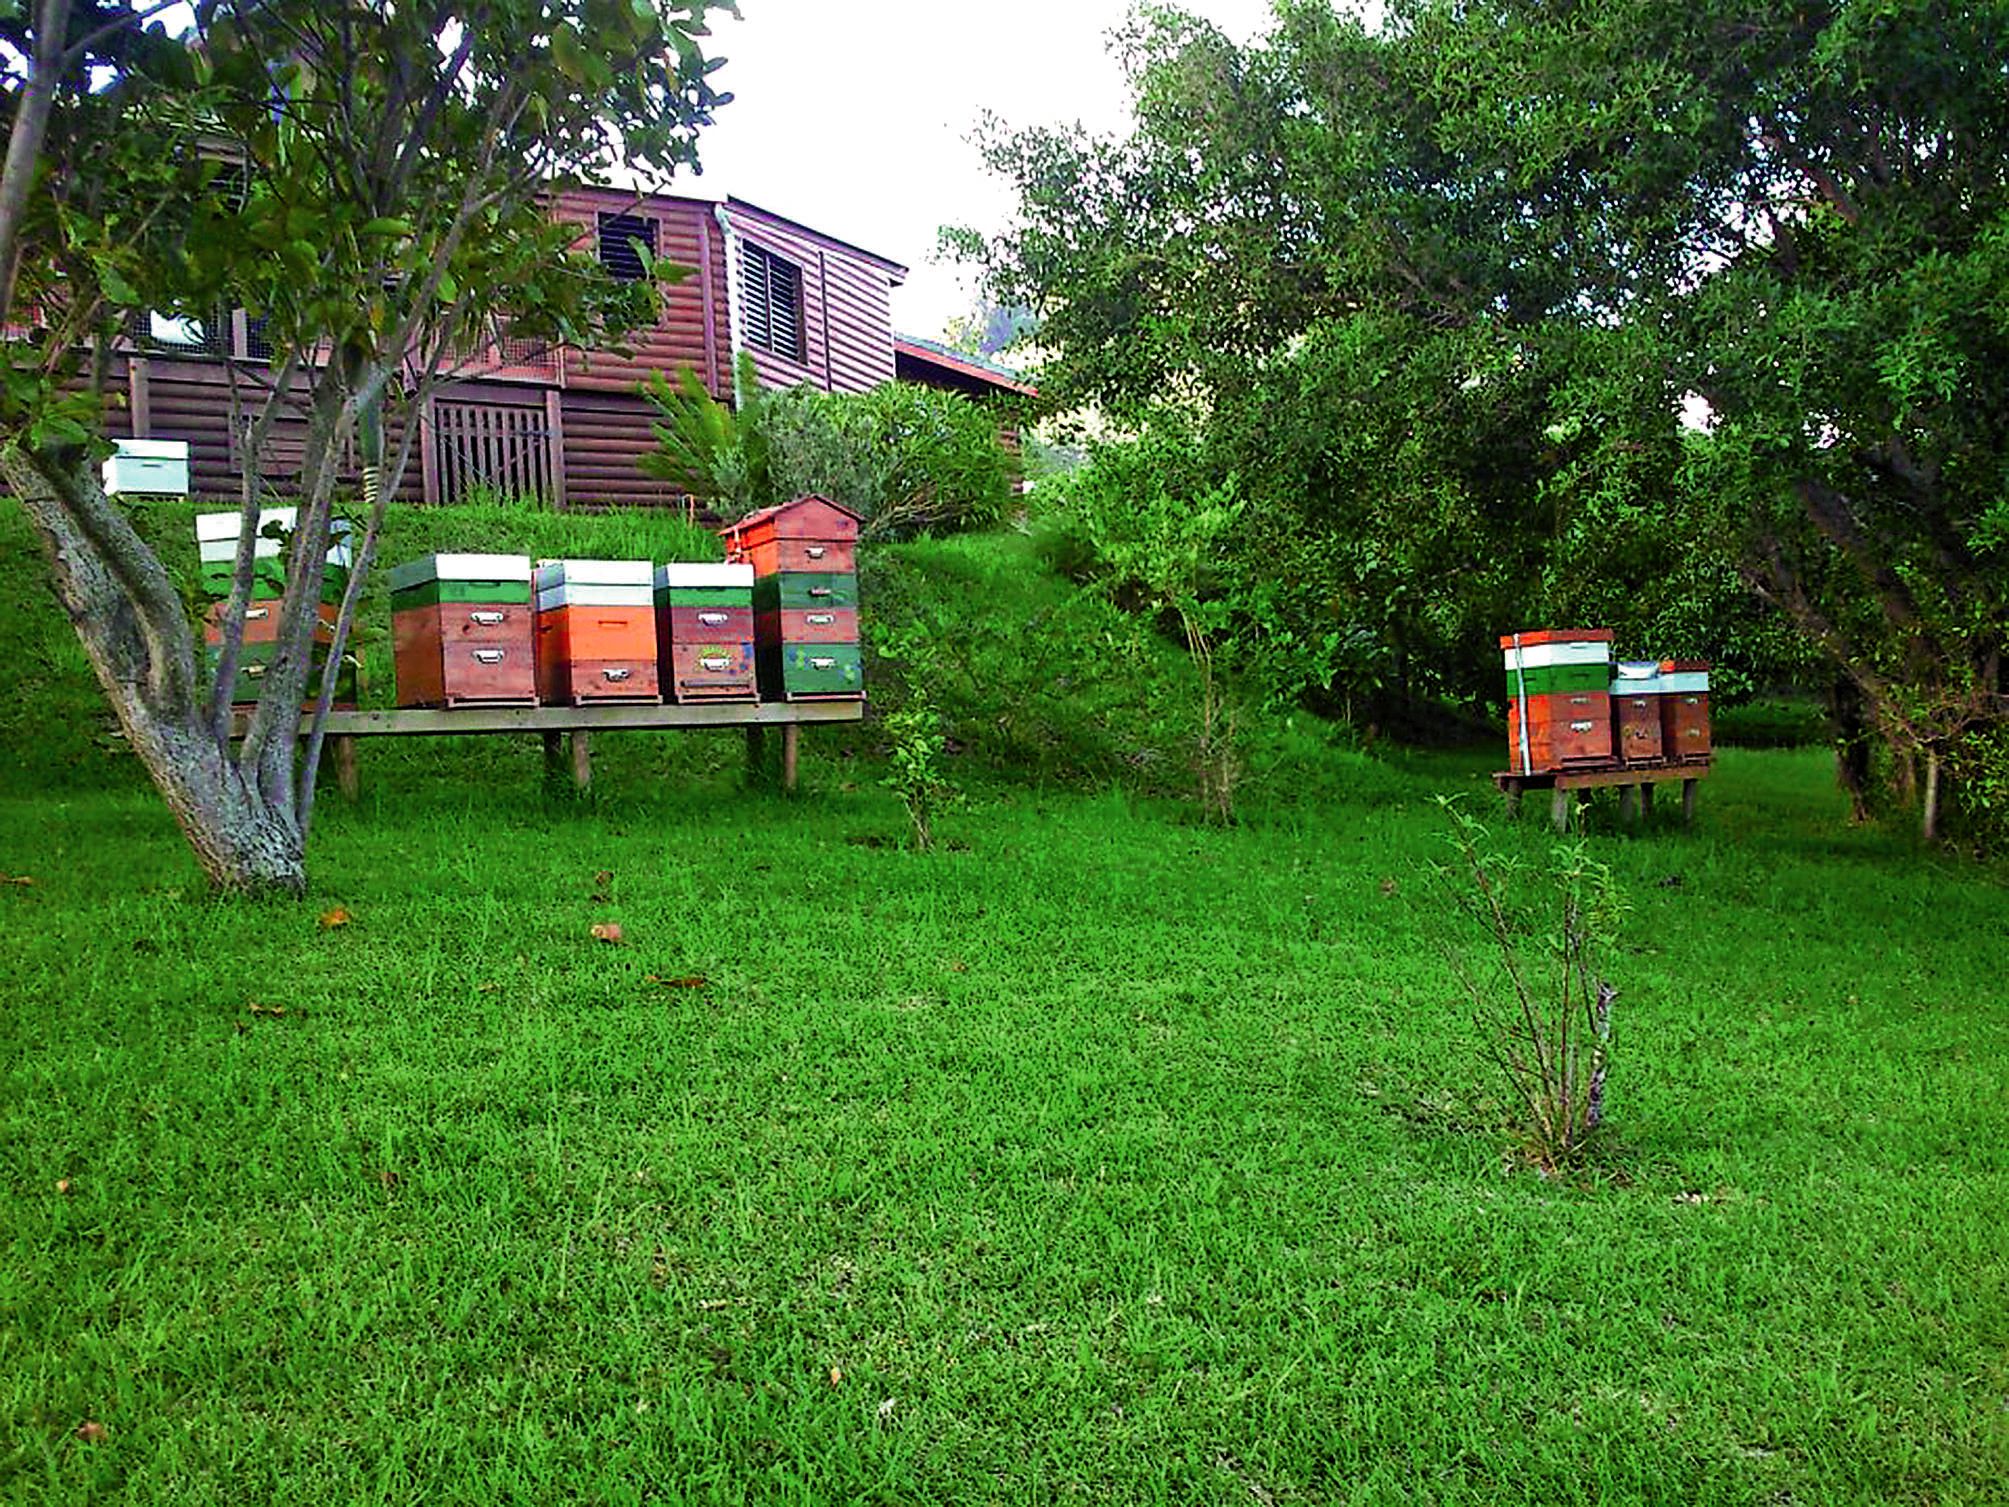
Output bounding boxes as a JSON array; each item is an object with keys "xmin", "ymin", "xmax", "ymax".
[{"xmin": 1494, "ymin": 761, "xmax": 1712, "ymax": 832}]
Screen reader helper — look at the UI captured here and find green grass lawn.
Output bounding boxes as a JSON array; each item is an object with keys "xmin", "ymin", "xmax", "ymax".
[{"xmin": 2, "ymin": 740, "xmax": 2005, "ymax": 1504}]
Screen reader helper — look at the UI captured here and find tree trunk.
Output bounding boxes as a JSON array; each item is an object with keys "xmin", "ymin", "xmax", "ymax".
[
  {"xmin": 1922, "ymin": 749, "xmax": 1941, "ymax": 845},
  {"xmin": 5, "ymin": 446, "xmax": 309, "ymax": 895},
  {"xmin": 1829, "ymin": 674, "xmax": 1873, "ymax": 822}
]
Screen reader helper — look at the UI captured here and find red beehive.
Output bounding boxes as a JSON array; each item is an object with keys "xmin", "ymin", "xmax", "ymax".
[
  {"xmin": 1501, "ymin": 628, "xmax": 1615, "ymax": 774},
  {"xmin": 388, "ymin": 554, "xmax": 537, "ymax": 709},
  {"xmin": 1610, "ymin": 661, "xmax": 1666, "ymax": 764},
  {"xmin": 1659, "ymin": 660, "xmax": 1713, "ymax": 762}
]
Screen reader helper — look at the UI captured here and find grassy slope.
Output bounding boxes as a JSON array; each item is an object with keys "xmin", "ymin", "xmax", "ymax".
[{"xmin": 1, "ymin": 503, "xmax": 2005, "ymax": 1504}]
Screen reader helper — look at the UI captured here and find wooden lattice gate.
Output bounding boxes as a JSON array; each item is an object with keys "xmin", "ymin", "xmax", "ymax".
[{"xmin": 430, "ymin": 400, "xmax": 555, "ymax": 506}]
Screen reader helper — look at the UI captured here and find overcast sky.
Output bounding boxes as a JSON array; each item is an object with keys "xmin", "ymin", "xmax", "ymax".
[{"xmin": 685, "ymin": 0, "xmax": 1280, "ymax": 343}]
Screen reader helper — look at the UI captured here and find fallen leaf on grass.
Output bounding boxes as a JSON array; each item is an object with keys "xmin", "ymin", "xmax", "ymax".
[
  {"xmin": 877, "ymin": 1397, "xmax": 897, "ymax": 1422},
  {"xmin": 644, "ymin": 973, "xmax": 707, "ymax": 989},
  {"xmin": 379, "ymin": 1169, "xmax": 400, "ymax": 1189},
  {"xmin": 2, "ymin": 874, "xmax": 34, "ymax": 886},
  {"xmin": 1379, "ymin": 877, "xmax": 1399, "ymax": 897},
  {"xmin": 697, "ymin": 1298, "xmax": 731, "ymax": 1312},
  {"xmin": 319, "ymin": 906, "xmax": 352, "ymax": 929},
  {"xmin": 591, "ymin": 869, "xmax": 615, "ymax": 902},
  {"xmin": 590, "ymin": 922, "xmax": 625, "ymax": 945},
  {"xmin": 247, "ymin": 1001, "xmax": 287, "ymax": 1018},
  {"xmin": 54, "ymin": 1178, "xmax": 72, "ymax": 1196},
  {"xmin": 828, "ymin": 1366, "xmax": 843, "ymax": 1387},
  {"xmin": 75, "ymin": 1421, "xmax": 107, "ymax": 1444}
]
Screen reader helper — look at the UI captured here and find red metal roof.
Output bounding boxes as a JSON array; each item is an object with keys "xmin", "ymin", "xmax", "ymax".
[{"xmin": 894, "ymin": 336, "xmax": 1038, "ymax": 398}]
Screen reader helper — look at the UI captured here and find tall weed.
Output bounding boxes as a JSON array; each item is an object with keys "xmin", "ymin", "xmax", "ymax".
[{"xmin": 1429, "ymin": 798, "xmax": 1626, "ymax": 1174}]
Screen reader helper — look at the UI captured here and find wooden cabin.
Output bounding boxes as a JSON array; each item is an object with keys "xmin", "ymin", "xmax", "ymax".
[{"xmin": 95, "ymin": 192, "xmax": 910, "ymax": 510}]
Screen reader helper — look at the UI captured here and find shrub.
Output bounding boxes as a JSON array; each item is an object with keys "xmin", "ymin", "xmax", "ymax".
[
  {"xmin": 867, "ymin": 620, "xmax": 959, "ymax": 850},
  {"xmin": 641, "ymin": 363, "xmax": 1015, "ymax": 537},
  {"xmin": 1430, "ymin": 799, "xmax": 1625, "ymax": 1175}
]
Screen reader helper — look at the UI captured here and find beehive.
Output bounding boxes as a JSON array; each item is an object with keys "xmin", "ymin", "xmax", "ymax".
[
  {"xmin": 1610, "ymin": 661, "xmax": 1667, "ymax": 764},
  {"xmin": 533, "ymin": 560, "xmax": 659, "ymax": 704},
  {"xmin": 1501, "ymin": 629, "xmax": 1615, "ymax": 774},
  {"xmin": 1659, "ymin": 660, "xmax": 1712, "ymax": 763},
  {"xmin": 103, "ymin": 439, "xmax": 189, "ymax": 498},
  {"xmin": 724, "ymin": 496, "xmax": 864, "ymax": 701},
  {"xmin": 194, "ymin": 507, "xmax": 352, "ymax": 603},
  {"xmin": 194, "ymin": 508, "xmax": 355, "ymax": 706},
  {"xmin": 654, "ymin": 563, "xmax": 757, "ymax": 703},
  {"xmin": 389, "ymin": 554, "xmax": 536, "ymax": 708}
]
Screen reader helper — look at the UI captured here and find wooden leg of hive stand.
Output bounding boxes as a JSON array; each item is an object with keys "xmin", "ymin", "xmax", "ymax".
[
  {"xmin": 570, "ymin": 730, "xmax": 592, "ymax": 792},
  {"xmin": 1502, "ymin": 778, "xmax": 1522, "ymax": 818},
  {"xmin": 1551, "ymin": 785, "xmax": 1572, "ymax": 833},
  {"xmin": 1682, "ymin": 778, "xmax": 1698, "ymax": 827},
  {"xmin": 332, "ymin": 735, "xmax": 358, "ymax": 803},
  {"xmin": 1619, "ymin": 784, "xmax": 1640, "ymax": 824},
  {"xmin": 1640, "ymin": 782, "xmax": 1656, "ymax": 819},
  {"xmin": 542, "ymin": 731, "xmax": 564, "ymax": 791},
  {"xmin": 782, "ymin": 724, "xmax": 800, "ymax": 794},
  {"xmin": 745, "ymin": 725, "xmax": 768, "ymax": 788}
]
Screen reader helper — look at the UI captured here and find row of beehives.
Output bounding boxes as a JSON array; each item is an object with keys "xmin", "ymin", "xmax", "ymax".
[
  {"xmin": 1501, "ymin": 629, "xmax": 1711, "ymax": 776},
  {"xmin": 193, "ymin": 495, "xmax": 863, "ymax": 708}
]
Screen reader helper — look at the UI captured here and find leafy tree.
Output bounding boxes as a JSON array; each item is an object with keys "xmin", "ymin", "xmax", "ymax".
[
  {"xmin": 1, "ymin": 0, "xmax": 733, "ymax": 893},
  {"xmin": 959, "ymin": 0, "xmax": 2009, "ymax": 839}
]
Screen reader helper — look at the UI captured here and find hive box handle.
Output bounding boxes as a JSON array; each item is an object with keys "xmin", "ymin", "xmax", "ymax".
[
  {"xmin": 603, "ymin": 667, "xmax": 631, "ymax": 681},
  {"xmin": 473, "ymin": 649, "xmax": 505, "ymax": 664},
  {"xmin": 807, "ymin": 613, "xmax": 834, "ymax": 626},
  {"xmin": 698, "ymin": 611, "xmax": 729, "ymax": 626},
  {"xmin": 469, "ymin": 610, "xmax": 505, "ymax": 626}
]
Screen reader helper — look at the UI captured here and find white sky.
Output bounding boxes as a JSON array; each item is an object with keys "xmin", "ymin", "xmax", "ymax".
[{"xmin": 684, "ymin": 0, "xmax": 1281, "ymax": 342}]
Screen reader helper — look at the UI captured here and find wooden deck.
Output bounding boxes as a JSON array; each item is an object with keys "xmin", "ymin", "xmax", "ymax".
[{"xmin": 1493, "ymin": 761, "xmax": 1712, "ymax": 831}]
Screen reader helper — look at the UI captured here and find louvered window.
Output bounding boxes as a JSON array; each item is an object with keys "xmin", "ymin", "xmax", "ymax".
[
  {"xmin": 597, "ymin": 212, "xmax": 657, "ymax": 282},
  {"xmin": 741, "ymin": 242, "xmax": 804, "ymax": 364}
]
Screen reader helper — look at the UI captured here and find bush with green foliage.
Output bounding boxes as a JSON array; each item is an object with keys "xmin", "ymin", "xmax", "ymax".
[
  {"xmin": 1431, "ymin": 800, "xmax": 1625, "ymax": 1176},
  {"xmin": 643, "ymin": 360, "xmax": 1015, "ymax": 538}
]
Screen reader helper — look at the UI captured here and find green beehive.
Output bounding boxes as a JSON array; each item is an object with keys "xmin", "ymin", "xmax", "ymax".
[{"xmin": 195, "ymin": 508, "xmax": 354, "ymax": 602}]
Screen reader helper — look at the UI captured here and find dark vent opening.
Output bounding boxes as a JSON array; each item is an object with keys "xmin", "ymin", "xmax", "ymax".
[{"xmin": 597, "ymin": 212, "xmax": 657, "ymax": 282}]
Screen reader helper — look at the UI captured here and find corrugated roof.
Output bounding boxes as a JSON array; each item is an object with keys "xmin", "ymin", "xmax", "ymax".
[{"xmin": 894, "ymin": 335, "xmax": 1038, "ymax": 397}]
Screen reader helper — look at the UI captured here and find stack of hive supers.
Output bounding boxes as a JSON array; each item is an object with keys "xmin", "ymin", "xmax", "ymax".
[
  {"xmin": 725, "ymin": 495, "xmax": 864, "ymax": 701},
  {"xmin": 1610, "ymin": 661, "xmax": 1667, "ymax": 764},
  {"xmin": 533, "ymin": 560, "xmax": 659, "ymax": 704},
  {"xmin": 1657, "ymin": 660, "xmax": 1713, "ymax": 762},
  {"xmin": 389, "ymin": 554, "xmax": 536, "ymax": 708},
  {"xmin": 194, "ymin": 508, "xmax": 355, "ymax": 707},
  {"xmin": 1500, "ymin": 628, "xmax": 1615, "ymax": 775},
  {"xmin": 654, "ymin": 563, "xmax": 757, "ymax": 702}
]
